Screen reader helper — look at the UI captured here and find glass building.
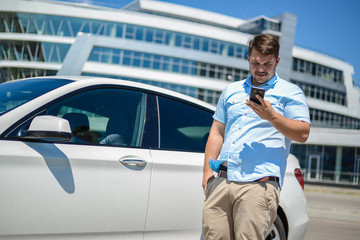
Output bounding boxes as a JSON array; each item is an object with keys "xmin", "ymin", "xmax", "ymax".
[{"xmin": 1, "ymin": 0, "xmax": 360, "ymax": 186}]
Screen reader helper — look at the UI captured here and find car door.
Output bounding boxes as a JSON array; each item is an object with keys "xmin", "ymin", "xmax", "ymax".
[
  {"xmin": 0, "ymin": 87, "xmax": 151, "ymax": 239},
  {"xmin": 145, "ymin": 95, "xmax": 213, "ymax": 240}
]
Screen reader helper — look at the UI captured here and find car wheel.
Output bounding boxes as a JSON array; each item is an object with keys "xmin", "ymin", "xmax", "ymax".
[{"xmin": 266, "ymin": 216, "xmax": 286, "ymax": 240}]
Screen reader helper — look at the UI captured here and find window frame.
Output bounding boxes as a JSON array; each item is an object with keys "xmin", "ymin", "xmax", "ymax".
[
  {"xmin": 2, "ymin": 85, "xmax": 154, "ymax": 148},
  {"xmin": 154, "ymin": 94, "xmax": 214, "ymax": 153}
]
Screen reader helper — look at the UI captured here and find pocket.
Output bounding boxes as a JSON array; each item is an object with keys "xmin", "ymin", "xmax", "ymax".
[
  {"xmin": 267, "ymin": 97, "xmax": 284, "ymax": 116},
  {"xmin": 265, "ymin": 182, "xmax": 280, "ymax": 211},
  {"xmin": 205, "ymin": 176, "xmax": 215, "ymax": 192},
  {"xmin": 204, "ymin": 176, "xmax": 222, "ymax": 200},
  {"xmin": 226, "ymin": 96, "xmax": 247, "ymax": 120}
]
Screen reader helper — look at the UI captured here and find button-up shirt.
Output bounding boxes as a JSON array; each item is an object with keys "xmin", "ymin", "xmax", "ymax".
[{"xmin": 210, "ymin": 73, "xmax": 310, "ymax": 187}]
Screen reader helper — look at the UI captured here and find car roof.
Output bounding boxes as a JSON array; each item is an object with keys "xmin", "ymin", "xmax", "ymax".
[{"xmin": 21, "ymin": 76, "xmax": 217, "ymax": 111}]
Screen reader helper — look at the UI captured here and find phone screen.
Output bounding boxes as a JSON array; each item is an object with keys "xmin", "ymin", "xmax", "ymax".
[{"xmin": 250, "ymin": 87, "xmax": 265, "ymax": 105}]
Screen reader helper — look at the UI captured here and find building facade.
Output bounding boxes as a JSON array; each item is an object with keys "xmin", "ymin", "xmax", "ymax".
[{"xmin": 1, "ymin": 0, "xmax": 360, "ymax": 185}]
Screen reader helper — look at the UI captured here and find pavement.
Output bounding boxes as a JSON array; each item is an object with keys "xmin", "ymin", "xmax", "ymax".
[
  {"xmin": 304, "ymin": 183, "xmax": 360, "ymax": 196},
  {"xmin": 303, "ymin": 184, "xmax": 360, "ymax": 239},
  {"xmin": 304, "ymin": 183, "xmax": 360, "ymax": 223}
]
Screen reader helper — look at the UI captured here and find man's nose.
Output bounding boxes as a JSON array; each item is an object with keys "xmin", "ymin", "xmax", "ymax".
[{"xmin": 257, "ymin": 66, "xmax": 266, "ymax": 72}]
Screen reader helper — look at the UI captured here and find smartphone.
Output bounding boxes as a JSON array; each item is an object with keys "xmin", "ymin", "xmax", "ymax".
[{"xmin": 250, "ymin": 87, "xmax": 265, "ymax": 105}]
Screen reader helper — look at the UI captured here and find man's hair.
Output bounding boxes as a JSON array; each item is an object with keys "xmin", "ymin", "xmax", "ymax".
[{"xmin": 248, "ymin": 34, "xmax": 280, "ymax": 59}]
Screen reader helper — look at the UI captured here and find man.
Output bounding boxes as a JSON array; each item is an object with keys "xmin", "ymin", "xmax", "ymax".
[{"xmin": 202, "ymin": 34, "xmax": 311, "ymax": 240}]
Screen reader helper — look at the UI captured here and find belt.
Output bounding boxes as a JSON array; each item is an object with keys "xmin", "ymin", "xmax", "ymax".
[{"xmin": 218, "ymin": 170, "xmax": 278, "ymax": 183}]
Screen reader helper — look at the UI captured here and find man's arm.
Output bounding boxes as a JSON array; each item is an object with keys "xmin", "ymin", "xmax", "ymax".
[
  {"xmin": 202, "ymin": 120, "xmax": 226, "ymax": 189},
  {"xmin": 246, "ymin": 96, "xmax": 310, "ymax": 143}
]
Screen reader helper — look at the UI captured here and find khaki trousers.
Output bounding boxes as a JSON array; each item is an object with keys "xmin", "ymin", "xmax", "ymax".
[{"xmin": 203, "ymin": 177, "xmax": 280, "ymax": 240}]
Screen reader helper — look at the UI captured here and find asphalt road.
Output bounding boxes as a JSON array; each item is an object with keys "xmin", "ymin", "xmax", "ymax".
[{"xmin": 304, "ymin": 184, "xmax": 360, "ymax": 240}]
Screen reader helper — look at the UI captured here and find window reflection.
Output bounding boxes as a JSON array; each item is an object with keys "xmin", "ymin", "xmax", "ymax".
[
  {"xmin": 157, "ymin": 95, "xmax": 213, "ymax": 152},
  {"xmin": 0, "ymin": 40, "xmax": 70, "ymax": 63}
]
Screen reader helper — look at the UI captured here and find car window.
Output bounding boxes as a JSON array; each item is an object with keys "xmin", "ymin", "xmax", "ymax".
[
  {"xmin": 8, "ymin": 87, "xmax": 146, "ymax": 147},
  {"xmin": 157, "ymin": 96, "xmax": 213, "ymax": 152},
  {"xmin": 0, "ymin": 78, "xmax": 72, "ymax": 116}
]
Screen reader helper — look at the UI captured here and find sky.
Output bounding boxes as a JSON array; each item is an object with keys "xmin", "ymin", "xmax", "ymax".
[{"xmin": 65, "ymin": 0, "xmax": 360, "ymax": 87}]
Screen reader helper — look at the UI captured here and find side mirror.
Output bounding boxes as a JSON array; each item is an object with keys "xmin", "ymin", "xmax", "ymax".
[{"xmin": 26, "ymin": 115, "xmax": 72, "ymax": 142}]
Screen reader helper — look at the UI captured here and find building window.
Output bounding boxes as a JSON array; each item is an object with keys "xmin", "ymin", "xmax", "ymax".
[
  {"xmin": 341, "ymin": 147, "xmax": 356, "ymax": 182},
  {"xmin": 198, "ymin": 88, "xmax": 222, "ymax": 105},
  {"xmin": 291, "ymin": 144, "xmax": 360, "ymax": 185},
  {"xmin": 0, "ymin": 12, "xmax": 248, "ymax": 60},
  {"xmin": 88, "ymin": 47, "xmax": 249, "ymax": 82},
  {"xmin": 293, "ymin": 57, "xmax": 344, "ymax": 84},
  {"xmin": 309, "ymin": 107, "xmax": 360, "ymax": 130},
  {"xmin": 291, "ymin": 80, "xmax": 346, "ymax": 106}
]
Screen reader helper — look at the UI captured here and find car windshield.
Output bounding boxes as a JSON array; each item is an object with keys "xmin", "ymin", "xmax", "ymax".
[{"xmin": 0, "ymin": 78, "xmax": 73, "ymax": 116}]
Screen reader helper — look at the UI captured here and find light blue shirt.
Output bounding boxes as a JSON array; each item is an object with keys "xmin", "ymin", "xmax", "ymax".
[{"xmin": 210, "ymin": 74, "xmax": 310, "ymax": 187}]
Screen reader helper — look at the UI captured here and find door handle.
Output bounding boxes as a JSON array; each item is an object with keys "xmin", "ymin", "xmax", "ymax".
[{"xmin": 120, "ymin": 159, "xmax": 147, "ymax": 168}]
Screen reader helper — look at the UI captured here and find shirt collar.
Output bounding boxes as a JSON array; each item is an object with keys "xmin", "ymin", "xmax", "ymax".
[{"xmin": 244, "ymin": 73, "xmax": 279, "ymax": 88}]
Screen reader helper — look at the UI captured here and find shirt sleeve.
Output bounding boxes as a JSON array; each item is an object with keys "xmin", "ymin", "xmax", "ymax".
[
  {"xmin": 213, "ymin": 88, "xmax": 227, "ymax": 124},
  {"xmin": 284, "ymin": 85, "xmax": 311, "ymax": 124}
]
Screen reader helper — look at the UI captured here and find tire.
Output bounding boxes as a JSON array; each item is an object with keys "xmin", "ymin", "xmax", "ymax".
[{"xmin": 266, "ymin": 216, "xmax": 286, "ymax": 240}]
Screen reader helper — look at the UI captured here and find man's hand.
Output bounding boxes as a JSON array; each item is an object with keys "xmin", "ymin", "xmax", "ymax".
[
  {"xmin": 246, "ymin": 94, "xmax": 275, "ymax": 121},
  {"xmin": 246, "ymin": 94, "xmax": 310, "ymax": 143},
  {"xmin": 202, "ymin": 171, "xmax": 215, "ymax": 190},
  {"xmin": 202, "ymin": 120, "xmax": 225, "ymax": 190}
]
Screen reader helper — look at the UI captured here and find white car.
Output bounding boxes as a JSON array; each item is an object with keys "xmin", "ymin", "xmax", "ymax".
[{"xmin": 0, "ymin": 77, "xmax": 308, "ymax": 239}]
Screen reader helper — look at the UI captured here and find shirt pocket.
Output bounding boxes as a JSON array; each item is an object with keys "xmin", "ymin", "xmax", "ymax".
[
  {"xmin": 267, "ymin": 96, "xmax": 284, "ymax": 116},
  {"xmin": 225, "ymin": 95, "xmax": 247, "ymax": 121}
]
